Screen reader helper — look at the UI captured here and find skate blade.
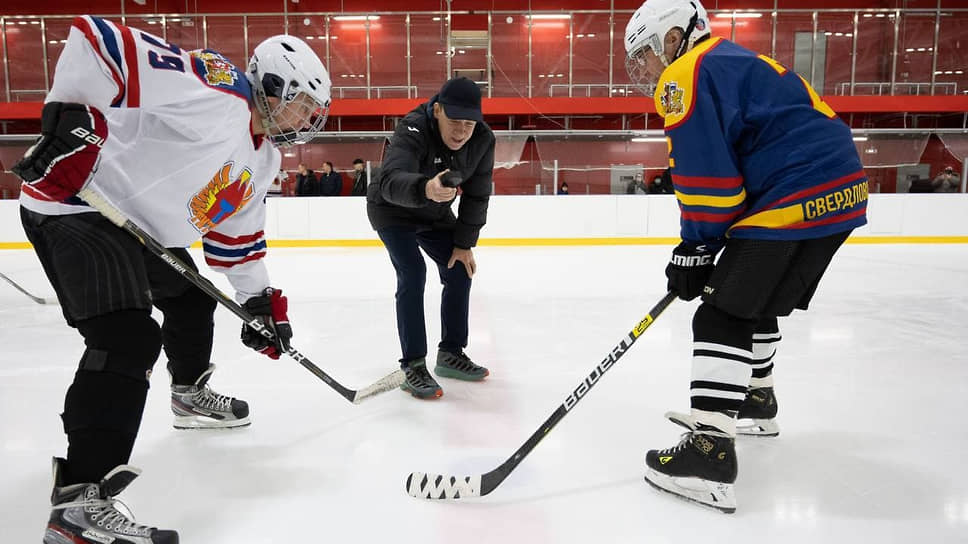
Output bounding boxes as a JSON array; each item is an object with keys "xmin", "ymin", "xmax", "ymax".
[
  {"xmin": 173, "ymin": 415, "xmax": 251, "ymax": 430},
  {"xmin": 736, "ymin": 418, "xmax": 779, "ymax": 437},
  {"xmin": 644, "ymin": 467, "xmax": 736, "ymax": 514},
  {"xmin": 44, "ymin": 525, "xmax": 79, "ymax": 544}
]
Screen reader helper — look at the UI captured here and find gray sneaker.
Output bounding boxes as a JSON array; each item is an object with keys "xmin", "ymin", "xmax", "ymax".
[
  {"xmin": 401, "ymin": 358, "xmax": 443, "ymax": 399},
  {"xmin": 170, "ymin": 363, "xmax": 249, "ymax": 429},
  {"xmin": 434, "ymin": 350, "xmax": 489, "ymax": 381},
  {"xmin": 44, "ymin": 457, "xmax": 179, "ymax": 544}
]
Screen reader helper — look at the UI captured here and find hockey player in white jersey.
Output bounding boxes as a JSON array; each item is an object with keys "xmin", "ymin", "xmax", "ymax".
[{"xmin": 12, "ymin": 16, "xmax": 331, "ymax": 544}]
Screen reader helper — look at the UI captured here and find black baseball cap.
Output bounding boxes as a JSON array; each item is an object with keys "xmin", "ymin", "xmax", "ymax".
[{"xmin": 437, "ymin": 77, "xmax": 483, "ymax": 122}]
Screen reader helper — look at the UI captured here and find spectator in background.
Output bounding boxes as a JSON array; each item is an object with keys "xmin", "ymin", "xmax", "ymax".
[
  {"xmin": 558, "ymin": 181, "xmax": 570, "ymax": 195},
  {"xmin": 648, "ymin": 168, "xmax": 674, "ymax": 194},
  {"xmin": 932, "ymin": 166, "xmax": 961, "ymax": 193},
  {"xmin": 625, "ymin": 172, "xmax": 648, "ymax": 194},
  {"xmin": 269, "ymin": 168, "xmax": 285, "ymax": 196},
  {"xmin": 318, "ymin": 161, "xmax": 343, "ymax": 196},
  {"xmin": 351, "ymin": 158, "xmax": 368, "ymax": 196},
  {"xmin": 295, "ymin": 163, "xmax": 317, "ymax": 196}
]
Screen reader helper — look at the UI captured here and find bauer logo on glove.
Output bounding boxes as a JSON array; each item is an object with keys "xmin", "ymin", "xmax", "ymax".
[{"xmin": 12, "ymin": 102, "xmax": 108, "ymax": 202}]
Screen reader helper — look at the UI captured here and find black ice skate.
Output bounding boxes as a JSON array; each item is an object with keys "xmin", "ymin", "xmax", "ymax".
[
  {"xmin": 401, "ymin": 358, "xmax": 443, "ymax": 399},
  {"xmin": 644, "ymin": 420, "xmax": 738, "ymax": 514},
  {"xmin": 170, "ymin": 363, "xmax": 250, "ymax": 429},
  {"xmin": 44, "ymin": 457, "xmax": 179, "ymax": 544},
  {"xmin": 737, "ymin": 386, "xmax": 780, "ymax": 437}
]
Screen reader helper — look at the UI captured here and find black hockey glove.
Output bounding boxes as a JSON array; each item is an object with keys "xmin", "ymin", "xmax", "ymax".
[
  {"xmin": 241, "ymin": 288, "xmax": 292, "ymax": 360},
  {"xmin": 12, "ymin": 102, "xmax": 107, "ymax": 201},
  {"xmin": 665, "ymin": 242, "xmax": 715, "ymax": 301}
]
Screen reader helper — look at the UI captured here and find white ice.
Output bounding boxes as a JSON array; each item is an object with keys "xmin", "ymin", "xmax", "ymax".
[{"xmin": 2, "ymin": 243, "xmax": 967, "ymax": 543}]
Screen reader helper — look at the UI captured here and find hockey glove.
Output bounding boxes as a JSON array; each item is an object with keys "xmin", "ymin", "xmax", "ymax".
[
  {"xmin": 666, "ymin": 242, "xmax": 715, "ymax": 301},
  {"xmin": 241, "ymin": 288, "xmax": 293, "ymax": 360},
  {"xmin": 12, "ymin": 102, "xmax": 108, "ymax": 201}
]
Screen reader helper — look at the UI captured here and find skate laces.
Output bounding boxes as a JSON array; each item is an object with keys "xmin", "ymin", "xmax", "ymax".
[
  {"xmin": 53, "ymin": 486, "xmax": 152, "ymax": 536},
  {"xmin": 192, "ymin": 384, "xmax": 234, "ymax": 412},
  {"xmin": 659, "ymin": 429, "xmax": 730, "ymax": 456},
  {"xmin": 658, "ymin": 432, "xmax": 694, "ymax": 456}
]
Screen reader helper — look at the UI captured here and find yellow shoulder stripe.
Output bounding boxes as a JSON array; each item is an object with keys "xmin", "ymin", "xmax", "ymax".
[{"xmin": 655, "ymin": 37, "xmax": 721, "ymax": 127}]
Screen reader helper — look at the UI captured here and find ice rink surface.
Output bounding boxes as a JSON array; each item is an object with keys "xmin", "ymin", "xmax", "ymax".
[{"xmin": 2, "ymin": 243, "xmax": 967, "ymax": 543}]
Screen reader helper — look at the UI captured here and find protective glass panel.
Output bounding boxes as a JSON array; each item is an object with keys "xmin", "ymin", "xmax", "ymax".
[
  {"xmin": 895, "ymin": 12, "xmax": 938, "ymax": 95},
  {"xmin": 328, "ymin": 16, "xmax": 368, "ymax": 98},
  {"xmin": 855, "ymin": 134, "xmax": 929, "ymax": 167},
  {"xmin": 246, "ymin": 16, "xmax": 286, "ymax": 58},
  {"xmin": 408, "ymin": 15, "xmax": 448, "ymax": 98},
  {"xmin": 493, "ymin": 134, "xmax": 529, "ymax": 169},
  {"xmin": 162, "ymin": 16, "xmax": 203, "ymax": 52},
  {"xmin": 6, "ymin": 18, "xmax": 46, "ymax": 101},
  {"xmin": 853, "ymin": 12, "xmax": 897, "ymax": 95},
  {"xmin": 205, "ymin": 16, "xmax": 246, "ymax": 68},
  {"xmin": 817, "ymin": 12, "xmax": 855, "ymax": 96},
  {"xmin": 732, "ymin": 12, "xmax": 773, "ymax": 57},
  {"xmin": 491, "ymin": 13, "xmax": 530, "ymax": 97},
  {"xmin": 935, "ymin": 11, "xmax": 968, "ymax": 96},
  {"xmin": 535, "ymin": 137, "xmax": 670, "ymax": 194},
  {"xmin": 531, "ymin": 15, "xmax": 570, "ymax": 97},
  {"xmin": 569, "ymin": 13, "xmax": 611, "ymax": 97},
  {"xmin": 368, "ymin": 15, "xmax": 410, "ymax": 97}
]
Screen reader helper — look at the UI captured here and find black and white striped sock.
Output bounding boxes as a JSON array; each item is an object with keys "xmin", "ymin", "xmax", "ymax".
[
  {"xmin": 751, "ymin": 317, "xmax": 780, "ymax": 389},
  {"xmin": 689, "ymin": 304, "xmax": 755, "ymax": 419}
]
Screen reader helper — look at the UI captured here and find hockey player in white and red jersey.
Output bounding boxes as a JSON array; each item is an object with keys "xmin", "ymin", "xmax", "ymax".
[{"xmin": 12, "ymin": 15, "xmax": 331, "ymax": 544}]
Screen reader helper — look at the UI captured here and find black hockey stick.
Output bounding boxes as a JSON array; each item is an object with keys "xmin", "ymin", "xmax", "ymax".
[
  {"xmin": 406, "ymin": 290, "xmax": 677, "ymax": 499},
  {"xmin": 77, "ymin": 187, "xmax": 404, "ymax": 404},
  {"xmin": 0, "ymin": 271, "xmax": 59, "ymax": 305}
]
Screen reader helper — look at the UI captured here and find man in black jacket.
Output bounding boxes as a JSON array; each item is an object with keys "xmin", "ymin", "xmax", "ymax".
[
  {"xmin": 295, "ymin": 163, "xmax": 318, "ymax": 196},
  {"xmin": 367, "ymin": 77, "xmax": 494, "ymax": 399},
  {"xmin": 318, "ymin": 161, "xmax": 343, "ymax": 196}
]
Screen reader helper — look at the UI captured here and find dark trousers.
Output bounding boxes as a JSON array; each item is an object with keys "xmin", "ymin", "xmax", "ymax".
[
  {"xmin": 22, "ymin": 208, "xmax": 216, "ymax": 484},
  {"xmin": 377, "ymin": 226, "xmax": 472, "ymax": 363}
]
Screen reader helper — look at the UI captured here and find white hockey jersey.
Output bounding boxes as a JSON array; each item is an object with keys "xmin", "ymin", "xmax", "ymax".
[{"xmin": 20, "ymin": 16, "xmax": 278, "ymax": 302}]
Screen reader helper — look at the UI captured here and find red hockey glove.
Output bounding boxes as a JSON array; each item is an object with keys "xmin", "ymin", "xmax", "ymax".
[
  {"xmin": 241, "ymin": 288, "xmax": 293, "ymax": 359},
  {"xmin": 12, "ymin": 102, "xmax": 108, "ymax": 201}
]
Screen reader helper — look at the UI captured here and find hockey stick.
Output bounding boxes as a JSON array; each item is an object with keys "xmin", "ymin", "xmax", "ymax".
[
  {"xmin": 406, "ymin": 290, "xmax": 677, "ymax": 499},
  {"xmin": 0, "ymin": 271, "xmax": 59, "ymax": 305},
  {"xmin": 77, "ymin": 187, "xmax": 404, "ymax": 404}
]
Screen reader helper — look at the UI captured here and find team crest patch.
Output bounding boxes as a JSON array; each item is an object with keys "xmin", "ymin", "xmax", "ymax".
[
  {"xmin": 189, "ymin": 162, "xmax": 254, "ymax": 234},
  {"xmin": 661, "ymin": 81, "xmax": 685, "ymax": 116},
  {"xmin": 190, "ymin": 50, "xmax": 238, "ymax": 87}
]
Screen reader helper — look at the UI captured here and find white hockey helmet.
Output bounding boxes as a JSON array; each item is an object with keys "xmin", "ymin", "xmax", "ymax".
[
  {"xmin": 247, "ymin": 35, "xmax": 332, "ymax": 147},
  {"xmin": 624, "ymin": 0, "xmax": 710, "ymax": 96}
]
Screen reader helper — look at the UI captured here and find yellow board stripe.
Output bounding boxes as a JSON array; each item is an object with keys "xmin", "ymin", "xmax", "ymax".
[{"xmin": 4, "ymin": 236, "xmax": 968, "ymax": 250}]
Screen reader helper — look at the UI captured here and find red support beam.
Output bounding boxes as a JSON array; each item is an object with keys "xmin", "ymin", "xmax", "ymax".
[{"xmin": 2, "ymin": 95, "xmax": 967, "ymax": 121}]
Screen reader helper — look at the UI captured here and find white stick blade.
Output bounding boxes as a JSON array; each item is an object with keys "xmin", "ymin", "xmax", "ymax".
[
  {"xmin": 406, "ymin": 472, "xmax": 481, "ymax": 500},
  {"xmin": 352, "ymin": 369, "xmax": 406, "ymax": 404}
]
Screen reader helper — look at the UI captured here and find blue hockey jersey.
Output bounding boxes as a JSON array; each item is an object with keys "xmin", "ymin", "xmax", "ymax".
[{"xmin": 655, "ymin": 37, "xmax": 868, "ymax": 249}]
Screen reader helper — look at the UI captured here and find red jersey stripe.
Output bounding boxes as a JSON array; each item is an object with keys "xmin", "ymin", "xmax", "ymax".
[
  {"xmin": 72, "ymin": 17, "xmax": 124, "ymax": 107},
  {"xmin": 204, "ymin": 250, "xmax": 266, "ymax": 268},
  {"xmin": 204, "ymin": 230, "xmax": 265, "ymax": 245},
  {"xmin": 118, "ymin": 25, "xmax": 140, "ymax": 107}
]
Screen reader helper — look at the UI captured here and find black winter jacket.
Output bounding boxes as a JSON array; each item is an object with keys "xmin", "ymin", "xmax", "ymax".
[{"xmin": 366, "ymin": 97, "xmax": 494, "ymax": 249}]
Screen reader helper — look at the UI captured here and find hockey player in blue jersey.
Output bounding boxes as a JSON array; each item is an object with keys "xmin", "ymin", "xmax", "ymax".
[{"xmin": 624, "ymin": 0, "xmax": 868, "ymax": 512}]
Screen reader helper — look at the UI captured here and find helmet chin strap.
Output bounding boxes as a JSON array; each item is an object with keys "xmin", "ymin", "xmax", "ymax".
[{"xmin": 669, "ymin": 11, "xmax": 700, "ymax": 64}]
